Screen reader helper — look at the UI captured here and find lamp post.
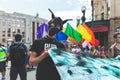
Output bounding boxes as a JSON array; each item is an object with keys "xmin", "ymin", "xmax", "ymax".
[
  {"xmin": 76, "ymin": 16, "xmax": 81, "ymax": 27},
  {"xmin": 81, "ymin": 6, "xmax": 86, "ymax": 24}
]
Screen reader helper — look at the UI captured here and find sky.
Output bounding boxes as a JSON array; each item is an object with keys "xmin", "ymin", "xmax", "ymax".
[{"xmin": 0, "ymin": 0, "xmax": 92, "ymax": 28}]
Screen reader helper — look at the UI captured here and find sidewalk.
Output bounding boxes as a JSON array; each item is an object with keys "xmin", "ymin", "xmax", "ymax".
[{"xmin": 0, "ymin": 61, "xmax": 36, "ymax": 80}]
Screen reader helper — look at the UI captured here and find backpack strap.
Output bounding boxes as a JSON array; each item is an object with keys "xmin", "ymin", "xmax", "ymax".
[
  {"xmin": 10, "ymin": 43, "xmax": 24, "ymax": 51},
  {"xmin": 16, "ymin": 43, "xmax": 23, "ymax": 48}
]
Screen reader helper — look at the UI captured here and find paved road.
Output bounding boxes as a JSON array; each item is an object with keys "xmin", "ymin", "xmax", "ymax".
[{"xmin": 0, "ymin": 61, "xmax": 36, "ymax": 80}]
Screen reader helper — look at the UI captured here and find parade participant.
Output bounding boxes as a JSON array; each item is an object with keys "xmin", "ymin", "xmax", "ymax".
[
  {"xmin": 29, "ymin": 27, "xmax": 65, "ymax": 80},
  {"xmin": 71, "ymin": 45, "xmax": 81, "ymax": 55},
  {"xmin": 0, "ymin": 43, "xmax": 7, "ymax": 80},
  {"xmin": 90, "ymin": 45, "xmax": 98, "ymax": 57},
  {"xmin": 98, "ymin": 46, "xmax": 107, "ymax": 58},
  {"xmin": 48, "ymin": 8, "xmax": 72, "ymax": 30},
  {"xmin": 83, "ymin": 46, "xmax": 91, "ymax": 56},
  {"xmin": 110, "ymin": 33, "xmax": 120, "ymax": 58},
  {"xmin": 30, "ymin": 9, "xmax": 72, "ymax": 80},
  {"xmin": 7, "ymin": 34, "xmax": 28, "ymax": 80}
]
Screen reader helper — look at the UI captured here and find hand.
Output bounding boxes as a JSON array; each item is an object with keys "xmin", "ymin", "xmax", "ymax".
[{"xmin": 42, "ymin": 48, "xmax": 50, "ymax": 57}]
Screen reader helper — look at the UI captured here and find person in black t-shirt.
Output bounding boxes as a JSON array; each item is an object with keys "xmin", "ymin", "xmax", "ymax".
[{"xmin": 29, "ymin": 27, "xmax": 65, "ymax": 80}]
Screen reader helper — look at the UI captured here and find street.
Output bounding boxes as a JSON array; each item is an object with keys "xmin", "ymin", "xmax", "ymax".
[{"xmin": 0, "ymin": 61, "xmax": 36, "ymax": 80}]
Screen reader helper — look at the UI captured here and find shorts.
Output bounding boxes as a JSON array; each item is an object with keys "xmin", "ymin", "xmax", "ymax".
[{"xmin": 0, "ymin": 61, "xmax": 6, "ymax": 72}]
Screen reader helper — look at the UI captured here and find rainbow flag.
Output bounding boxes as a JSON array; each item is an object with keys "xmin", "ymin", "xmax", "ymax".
[
  {"xmin": 57, "ymin": 23, "xmax": 99, "ymax": 46},
  {"xmin": 64, "ymin": 23, "xmax": 82, "ymax": 42},
  {"xmin": 83, "ymin": 24, "xmax": 99, "ymax": 46},
  {"xmin": 76, "ymin": 24, "xmax": 92, "ymax": 42}
]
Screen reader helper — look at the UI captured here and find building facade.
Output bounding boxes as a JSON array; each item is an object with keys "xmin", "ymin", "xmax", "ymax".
[
  {"xmin": 88, "ymin": 0, "xmax": 110, "ymax": 46},
  {"xmin": 0, "ymin": 11, "xmax": 48, "ymax": 46},
  {"xmin": 89, "ymin": 0, "xmax": 120, "ymax": 46},
  {"xmin": 109, "ymin": 0, "xmax": 120, "ymax": 43},
  {"xmin": 91, "ymin": 0, "xmax": 110, "ymax": 21}
]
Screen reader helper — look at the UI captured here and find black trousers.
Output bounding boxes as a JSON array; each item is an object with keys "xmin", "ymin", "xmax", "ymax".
[
  {"xmin": 0, "ymin": 61, "xmax": 6, "ymax": 72},
  {"xmin": 10, "ymin": 66, "xmax": 27, "ymax": 80}
]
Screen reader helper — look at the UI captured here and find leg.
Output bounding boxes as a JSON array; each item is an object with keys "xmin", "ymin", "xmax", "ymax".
[
  {"xmin": 19, "ymin": 66, "xmax": 27, "ymax": 80},
  {"xmin": 0, "ymin": 61, "xmax": 6, "ymax": 79},
  {"xmin": 10, "ymin": 66, "xmax": 18, "ymax": 80},
  {"xmin": 1, "ymin": 71, "xmax": 6, "ymax": 78}
]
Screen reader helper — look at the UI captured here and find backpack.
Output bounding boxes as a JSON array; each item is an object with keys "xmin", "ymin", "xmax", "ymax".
[{"xmin": 10, "ymin": 43, "xmax": 26, "ymax": 66}]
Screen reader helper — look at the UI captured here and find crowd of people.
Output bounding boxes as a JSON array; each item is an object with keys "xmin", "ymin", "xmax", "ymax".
[
  {"xmin": 66, "ymin": 33, "xmax": 120, "ymax": 58},
  {"xmin": 67, "ymin": 44, "xmax": 110, "ymax": 58}
]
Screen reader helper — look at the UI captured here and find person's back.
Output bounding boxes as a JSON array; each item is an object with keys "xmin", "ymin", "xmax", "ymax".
[
  {"xmin": 7, "ymin": 34, "xmax": 28, "ymax": 80},
  {"xmin": 10, "ymin": 43, "xmax": 26, "ymax": 67}
]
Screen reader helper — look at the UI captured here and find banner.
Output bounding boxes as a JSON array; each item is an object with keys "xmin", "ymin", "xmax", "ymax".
[{"xmin": 48, "ymin": 48, "xmax": 120, "ymax": 80}]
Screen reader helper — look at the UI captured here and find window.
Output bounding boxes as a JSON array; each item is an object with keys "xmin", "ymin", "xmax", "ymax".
[
  {"xmin": 102, "ymin": 6, "xmax": 104, "ymax": 10},
  {"xmin": 8, "ymin": 34, "xmax": 11, "ymax": 37},
  {"xmin": 12, "ymin": 33, "xmax": 15, "ymax": 37},
  {"xmin": 8, "ymin": 22, "xmax": 11, "ymax": 26},
  {"xmin": 22, "ymin": 32, "xmax": 25, "ymax": 34},
  {"xmin": 95, "ymin": 15, "xmax": 98, "ymax": 20},
  {"xmin": 2, "ymin": 28, "xmax": 6, "ymax": 33},
  {"xmin": 22, "ymin": 32, "xmax": 25, "ymax": 37},
  {"xmin": 8, "ymin": 28, "xmax": 11, "ymax": 33},
  {"xmin": 115, "ymin": 27, "xmax": 120, "ymax": 32},
  {"xmin": 2, "ymin": 34, "xmax": 5, "ymax": 37},
  {"xmin": 2, "ymin": 22, "xmax": 6, "ymax": 26},
  {"xmin": 2, "ymin": 38, "xmax": 6, "ymax": 42},
  {"xmin": 17, "ymin": 29, "xmax": 20, "ymax": 33},
  {"xmin": 101, "ymin": 13, "xmax": 104, "ymax": 20}
]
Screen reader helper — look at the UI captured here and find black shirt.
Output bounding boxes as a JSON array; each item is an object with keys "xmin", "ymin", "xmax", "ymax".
[{"xmin": 30, "ymin": 36, "xmax": 65, "ymax": 80}]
